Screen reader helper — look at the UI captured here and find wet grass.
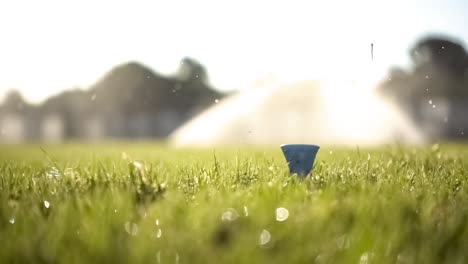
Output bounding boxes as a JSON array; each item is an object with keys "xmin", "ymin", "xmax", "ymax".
[{"xmin": 1, "ymin": 142, "xmax": 468, "ymax": 263}]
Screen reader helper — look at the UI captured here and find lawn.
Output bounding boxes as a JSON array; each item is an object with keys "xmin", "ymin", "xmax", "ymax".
[{"xmin": 1, "ymin": 142, "xmax": 468, "ymax": 263}]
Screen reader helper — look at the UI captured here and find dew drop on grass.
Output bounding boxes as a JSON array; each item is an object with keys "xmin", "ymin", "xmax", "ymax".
[
  {"xmin": 125, "ymin": 222, "xmax": 138, "ymax": 236},
  {"xmin": 221, "ymin": 208, "xmax": 239, "ymax": 222},
  {"xmin": 259, "ymin": 229, "xmax": 271, "ymax": 246},
  {"xmin": 46, "ymin": 167, "xmax": 62, "ymax": 180},
  {"xmin": 359, "ymin": 252, "xmax": 371, "ymax": 264},
  {"xmin": 64, "ymin": 168, "xmax": 74, "ymax": 177},
  {"xmin": 336, "ymin": 235, "xmax": 350, "ymax": 249},
  {"xmin": 275, "ymin": 207, "xmax": 289, "ymax": 222},
  {"xmin": 133, "ymin": 161, "xmax": 143, "ymax": 169},
  {"xmin": 44, "ymin": 200, "xmax": 50, "ymax": 209},
  {"xmin": 315, "ymin": 254, "xmax": 325, "ymax": 263}
]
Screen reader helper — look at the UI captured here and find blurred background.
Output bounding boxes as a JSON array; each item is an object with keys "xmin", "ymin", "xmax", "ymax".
[{"xmin": 0, "ymin": 0, "xmax": 467, "ymax": 145}]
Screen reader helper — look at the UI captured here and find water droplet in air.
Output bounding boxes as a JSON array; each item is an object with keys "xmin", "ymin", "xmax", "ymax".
[
  {"xmin": 114, "ymin": 209, "xmax": 118, "ymax": 213},
  {"xmin": 44, "ymin": 200, "xmax": 50, "ymax": 208},
  {"xmin": 432, "ymin": 104, "xmax": 436, "ymax": 108},
  {"xmin": 215, "ymin": 99, "xmax": 219, "ymax": 104},
  {"xmin": 156, "ymin": 228, "xmax": 162, "ymax": 238},
  {"xmin": 221, "ymin": 208, "xmax": 239, "ymax": 222},
  {"xmin": 329, "ymin": 150, "xmax": 333, "ymax": 154},
  {"xmin": 259, "ymin": 229, "xmax": 271, "ymax": 245},
  {"xmin": 275, "ymin": 207, "xmax": 289, "ymax": 222},
  {"xmin": 91, "ymin": 94, "xmax": 96, "ymax": 101},
  {"xmin": 462, "ymin": 131, "xmax": 465, "ymax": 136},
  {"xmin": 147, "ymin": 75, "xmax": 151, "ymax": 79},
  {"xmin": 428, "ymin": 100, "xmax": 432, "ymax": 105},
  {"xmin": 195, "ymin": 75, "xmax": 198, "ymax": 78},
  {"xmin": 425, "ymin": 75, "xmax": 429, "ymax": 79},
  {"xmin": 244, "ymin": 206, "xmax": 249, "ymax": 216},
  {"xmin": 155, "ymin": 219, "xmax": 160, "ymax": 226},
  {"xmin": 9, "ymin": 217, "xmax": 15, "ymax": 224},
  {"xmin": 444, "ymin": 117, "xmax": 448, "ymax": 123}
]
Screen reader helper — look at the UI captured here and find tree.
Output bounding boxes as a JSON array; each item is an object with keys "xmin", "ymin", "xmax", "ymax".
[
  {"xmin": 411, "ymin": 36, "xmax": 468, "ymax": 78},
  {"xmin": 2, "ymin": 90, "xmax": 27, "ymax": 113},
  {"xmin": 177, "ymin": 57, "xmax": 209, "ymax": 84}
]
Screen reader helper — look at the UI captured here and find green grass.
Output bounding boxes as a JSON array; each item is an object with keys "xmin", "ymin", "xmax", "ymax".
[{"xmin": 1, "ymin": 142, "xmax": 468, "ymax": 263}]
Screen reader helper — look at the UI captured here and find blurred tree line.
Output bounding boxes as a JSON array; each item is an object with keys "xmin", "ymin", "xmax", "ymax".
[
  {"xmin": 0, "ymin": 57, "xmax": 224, "ymax": 140},
  {"xmin": 378, "ymin": 35, "xmax": 468, "ymax": 139},
  {"xmin": 2, "ymin": 35, "xmax": 468, "ymax": 142}
]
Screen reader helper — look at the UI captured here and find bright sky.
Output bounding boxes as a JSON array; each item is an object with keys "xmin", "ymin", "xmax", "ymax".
[{"xmin": 0, "ymin": 0, "xmax": 467, "ymax": 103}]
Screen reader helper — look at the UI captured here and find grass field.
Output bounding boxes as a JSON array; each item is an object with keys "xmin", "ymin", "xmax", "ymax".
[{"xmin": 1, "ymin": 142, "xmax": 468, "ymax": 263}]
